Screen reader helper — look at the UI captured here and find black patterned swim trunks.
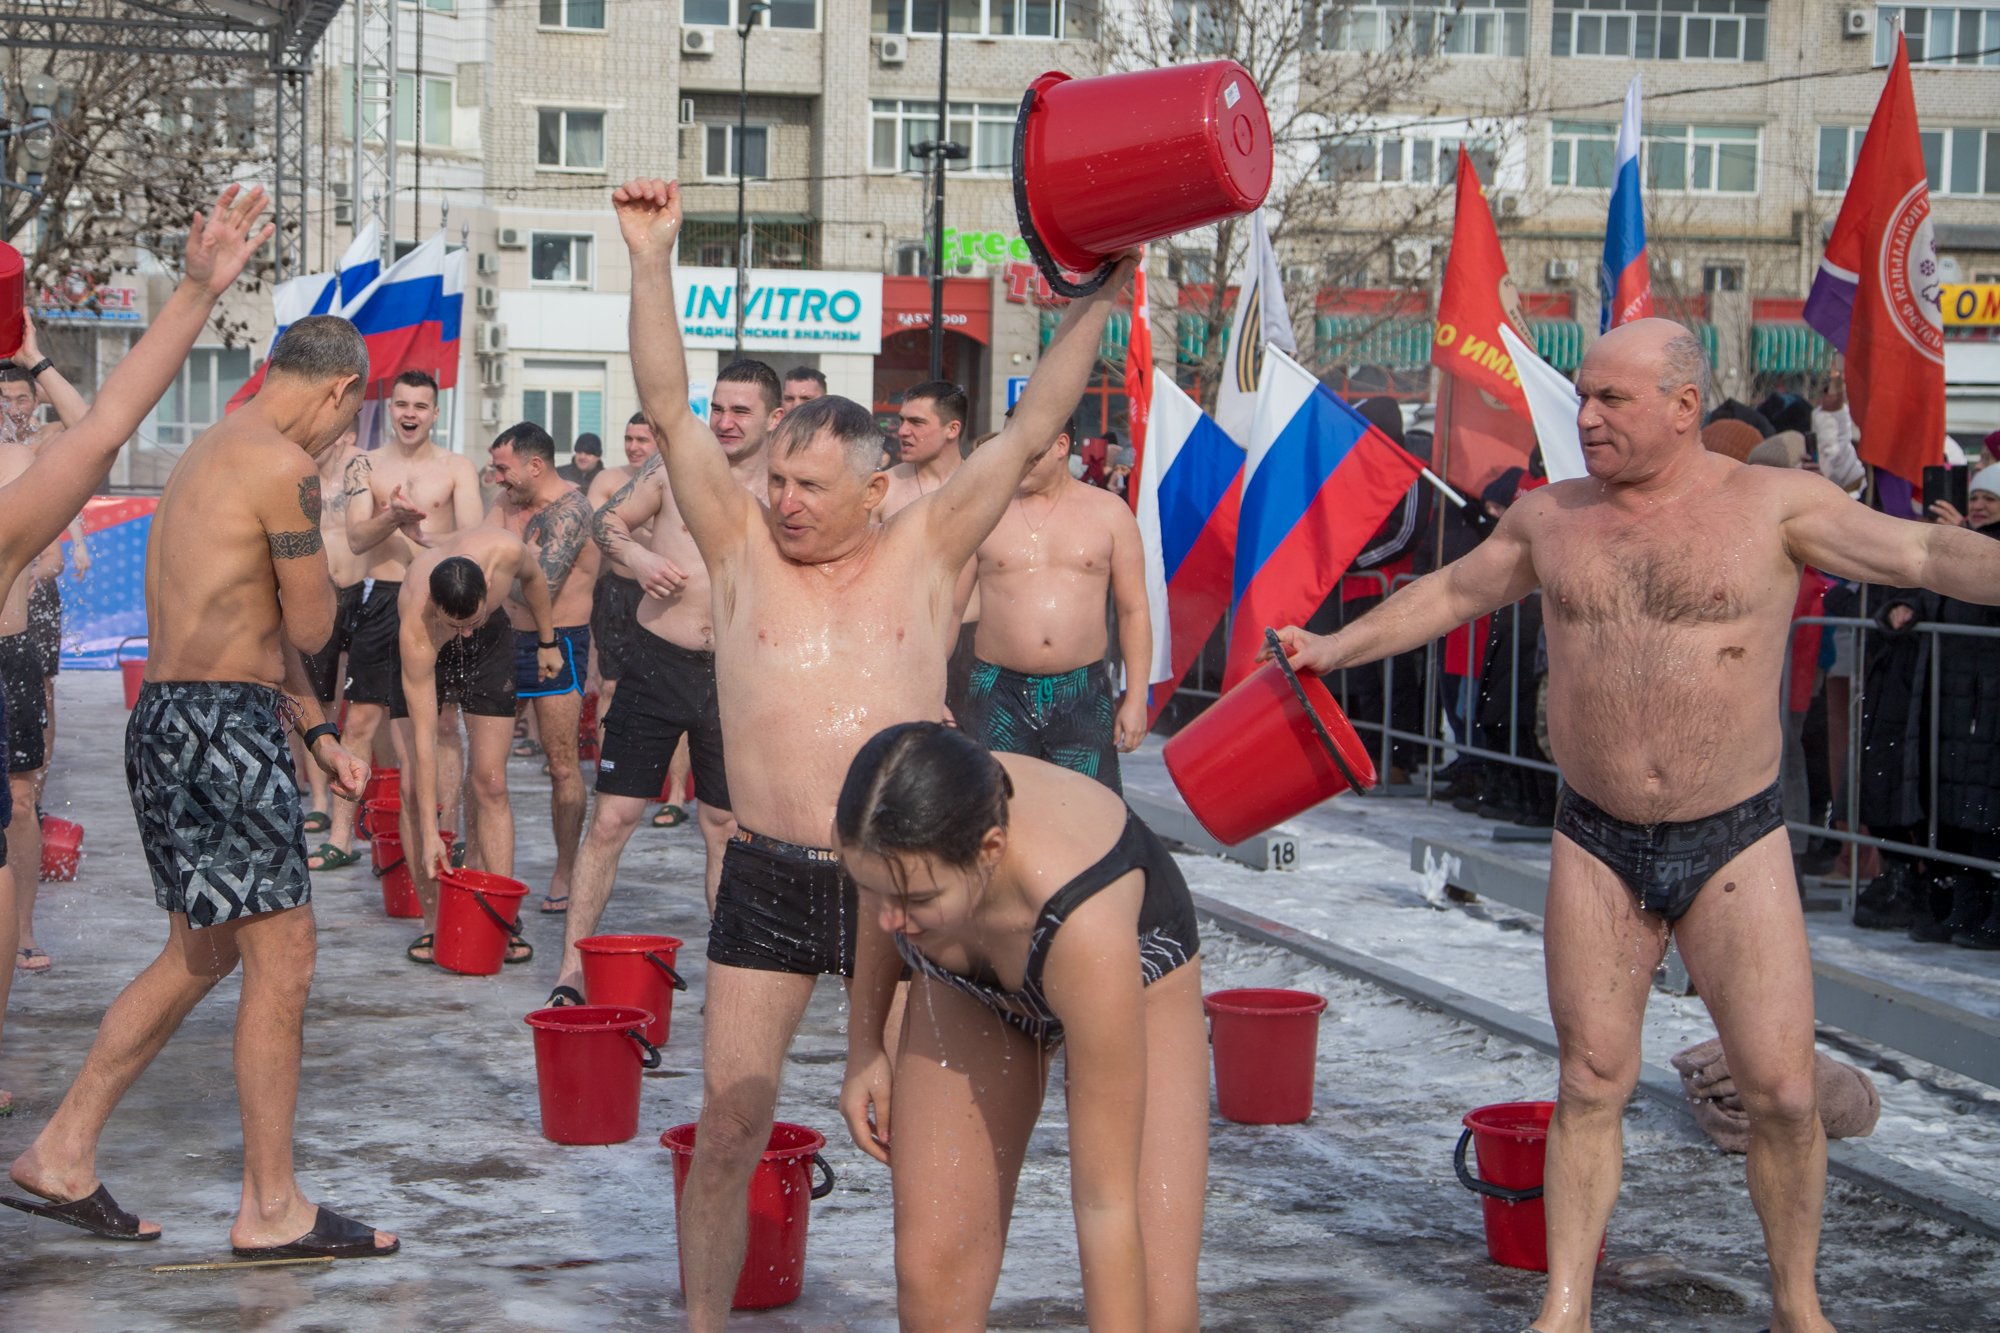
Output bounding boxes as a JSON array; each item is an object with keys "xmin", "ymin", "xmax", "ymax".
[{"xmin": 125, "ymin": 681, "xmax": 311, "ymax": 928}]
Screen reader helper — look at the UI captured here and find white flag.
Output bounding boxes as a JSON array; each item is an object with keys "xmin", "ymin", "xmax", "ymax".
[
  {"xmin": 1497, "ymin": 324, "xmax": 1588, "ymax": 483},
  {"xmin": 1212, "ymin": 211, "xmax": 1294, "ymax": 450}
]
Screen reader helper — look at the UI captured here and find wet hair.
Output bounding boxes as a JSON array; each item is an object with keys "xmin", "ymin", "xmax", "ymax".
[
  {"xmin": 430, "ymin": 556, "xmax": 486, "ymax": 621},
  {"xmin": 717, "ymin": 358, "xmax": 781, "ymax": 412},
  {"xmin": 493, "ymin": 420, "xmax": 556, "ymax": 464},
  {"xmin": 784, "ymin": 365, "xmax": 828, "ymax": 391},
  {"xmin": 264, "ymin": 315, "xmax": 369, "ymax": 385},
  {"xmin": 1003, "ymin": 398, "xmax": 1079, "ymax": 450},
  {"xmin": 628, "ymin": 411, "xmax": 649, "ymax": 427},
  {"xmin": 773, "ymin": 393, "xmax": 886, "ymax": 478},
  {"xmin": 0, "ymin": 365, "xmax": 31, "ymax": 388},
  {"xmin": 1658, "ymin": 335, "xmax": 1714, "ymax": 420},
  {"xmin": 573, "ymin": 431, "xmax": 602, "ymax": 456},
  {"xmin": 902, "ymin": 380, "xmax": 968, "ymax": 429},
  {"xmin": 836, "ymin": 723, "xmax": 1013, "ymax": 878},
  {"xmin": 392, "ymin": 368, "xmax": 439, "ymax": 399}
]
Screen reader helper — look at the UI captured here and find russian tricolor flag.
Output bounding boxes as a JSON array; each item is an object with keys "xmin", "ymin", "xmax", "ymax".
[
  {"xmin": 1224, "ymin": 347, "xmax": 1424, "ymax": 687},
  {"xmin": 1599, "ymin": 76, "xmax": 1654, "ymax": 334},
  {"xmin": 1135, "ymin": 368, "xmax": 1241, "ymax": 722}
]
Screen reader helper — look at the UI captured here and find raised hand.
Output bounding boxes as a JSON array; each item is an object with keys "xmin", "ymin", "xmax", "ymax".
[
  {"xmin": 16, "ymin": 306, "xmax": 43, "ymax": 364},
  {"xmin": 183, "ymin": 184, "xmax": 276, "ymax": 298},
  {"xmin": 612, "ymin": 178, "xmax": 683, "ymax": 258}
]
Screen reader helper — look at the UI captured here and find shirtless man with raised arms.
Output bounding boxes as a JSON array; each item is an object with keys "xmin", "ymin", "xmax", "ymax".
[
  {"xmin": 8, "ymin": 295, "xmax": 394, "ymax": 1258},
  {"xmin": 613, "ymin": 176, "xmax": 1129, "ymax": 1331},
  {"xmin": 343, "ymin": 370, "xmax": 484, "ymax": 823},
  {"xmin": 960, "ymin": 411, "xmax": 1151, "ymax": 791},
  {"xmin": 1275, "ymin": 318, "xmax": 2000, "ymax": 1333},
  {"xmin": 393, "ymin": 526, "xmax": 559, "ymax": 961}
]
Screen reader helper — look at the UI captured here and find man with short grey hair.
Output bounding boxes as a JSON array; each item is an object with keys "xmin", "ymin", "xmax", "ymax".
[{"xmin": 1276, "ymin": 316, "xmax": 2000, "ymax": 1333}]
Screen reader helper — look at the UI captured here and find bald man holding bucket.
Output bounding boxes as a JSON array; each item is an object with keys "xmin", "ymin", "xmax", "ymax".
[{"xmin": 1273, "ymin": 319, "xmax": 2000, "ymax": 1333}]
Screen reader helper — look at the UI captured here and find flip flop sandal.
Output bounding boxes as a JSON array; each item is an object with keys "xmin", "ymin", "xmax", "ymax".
[
  {"xmin": 307, "ymin": 844, "xmax": 363, "ymax": 872},
  {"xmin": 303, "ymin": 812, "xmax": 331, "ymax": 834},
  {"xmin": 231, "ymin": 1205, "xmax": 399, "ymax": 1260},
  {"xmin": 406, "ymin": 934, "xmax": 435, "ymax": 966},
  {"xmin": 651, "ymin": 804, "xmax": 687, "ymax": 829},
  {"xmin": 547, "ymin": 985, "xmax": 585, "ymax": 1006},
  {"xmin": 505, "ymin": 936, "xmax": 534, "ymax": 965},
  {"xmin": 538, "ymin": 895, "xmax": 570, "ymax": 915},
  {"xmin": 16, "ymin": 947, "xmax": 51, "ymax": 974},
  {"xmin": 511, "ymin": 739, "xmax": 543, "ymax": 759},
  {"xmin": 1, "ymin": 1183, "xmax": 160, "ymax": 1241}
]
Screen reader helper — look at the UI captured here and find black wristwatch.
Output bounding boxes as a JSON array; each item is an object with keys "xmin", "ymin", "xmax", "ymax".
[
  {"xmin": 538, "ymin": 638, "xmax": 558, "ymax": 649},
  {"xmin": 303, "ymin": 722, "xmax": 341, "ymax": 748},
  {"xmin": 25, "ymin": 358, "xmax": 52, "ymax": 379}
]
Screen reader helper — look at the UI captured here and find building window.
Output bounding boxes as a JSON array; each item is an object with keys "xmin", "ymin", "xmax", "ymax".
[
  {"xmin": 1819, "ymin": 124, "xmax": 2000, "ymax": 196},
  {"xmin": 537, "ymin": 109, "xmax": 605, "ymax": 171},
  {"xmin": 540, "ymin": 0, "xmax": 605, "ymax": 28},
  {"xmin": 1316, "ymin": 132, "xmax": 1499, "ymax": 186},
  {"xmin": 1551, "ymin": 0, "xmax": 1767, "ymax": 63},
  {"xmin": 394, "ymin": 74, "xmax": 454, "ymax": 148},
  {"xmin": 704, "ymin": 124, "xmax": 769, "ymax": 180},
  {"xmin": 680, "ymin": 219, "xmax": 819, "ymax": 268},
  {"xmin": 531, "ymin": 233, "xmax": 594, "ymax": 286},
  {"xmin": 687, "ymin": 0, "xmax": 817, "ymax": 27},
  {"xmin": 1876, "ymin": 7, "xmax": 2000, "ymax": 65},
  {"xmin": 402, "ymin": 0, "xmax": 457, "ymax": 11},
  {"xmin": 150, "ymin": 347, "xmax": 253, "ymax": 451},
  {"xmin": 869, "ymin": 99, "xmax": 1016, "ymax": 174},
  {"xmin": 870, "ymin": 0, "xmax": 1088, "ymax": 39},
  {"xmin": 1703, "ymin": 263, "xmax": 1744, "ymax": 293},
  {"xmin": 1321, "ymin": 1, "xmax": 1527, "ymax": 57},
  {"xmin": 1550, "ymin": 121, "xmax": 1759, "ymax": 194},
  {"xmin": 523, "ymin": 361, "xmax": 606, "ymax": 450}
]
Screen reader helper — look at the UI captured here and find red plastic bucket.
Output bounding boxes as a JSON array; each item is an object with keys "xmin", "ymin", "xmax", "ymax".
[
  {"xmin": 1013, "ymin": 61, "xmax": 1270, "ymax": 296},
  {"xmin": 39, "ymin": 815, "xmax": 82, "ymax": 882},
  {"xmin": 433, "ymin": 867, "xmax": 527, "ymax": 974},
  {"xmin": 358, "ymin": 769, "xmax": 401, "ymax": 838},
  {"xmin": 577, "ymin": 692, "xmax": 599, "ymax": 762},
  {"xmin": 524, "ymin": 1004, "xmax": 660, "ymax": 1144},
  {"xmin": 370, "ymin": 819, "xmax": 453, "ymax": 919},
  {"xmin": 116, "ymin": 638, "xmax": 147, "ymax": 710},
  {"xmin": 1204, "ymin": 988, "xmax": 1327, "ymax": 1124},
  {"xmin": 1164, "ymin": 640, "xmax": 1375, "ymax": 846},
  {"xmin": 578, "ymin": 934, "xmax": 687, "ymax": 1046},
  {"xmin": 0, "ymin": 243, "xmax": 22, "ymax": 358},
  {"xmin": 662, "ymin": 1122, "xmax": 835, "ymax": 1310},
  {"xmin": 1454, "ymin": 1101, "xmax": 1605, "ymax": 1272}
]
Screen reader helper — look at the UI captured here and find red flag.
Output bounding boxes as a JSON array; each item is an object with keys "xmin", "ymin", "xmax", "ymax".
[
  {"xmin": 1123, "ymin": 249, "xmax": 1152, "ymax": 512},
  {"xmin": 1802, "ymin": 31, "xmax": 1944, "ymax": 488},
  {"xmin": 1432, "ymin": 147, "xmax": 1538, "ymax": 496}
]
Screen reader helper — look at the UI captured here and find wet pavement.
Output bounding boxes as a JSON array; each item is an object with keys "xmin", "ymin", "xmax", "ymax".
[{"xmin": 2, "ymin": 671, "xmax": 1995, "ymax": 1330}]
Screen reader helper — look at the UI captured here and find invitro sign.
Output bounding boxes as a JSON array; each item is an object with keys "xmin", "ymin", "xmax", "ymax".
[{"xmin": 678, "ymin": 267, "xmax": 883, "ymax": 356}]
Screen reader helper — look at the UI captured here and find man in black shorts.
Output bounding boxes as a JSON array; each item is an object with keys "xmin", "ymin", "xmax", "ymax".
[{"xmin": 391, "ymin": 527, "xmax": 559, "ymax": 957}]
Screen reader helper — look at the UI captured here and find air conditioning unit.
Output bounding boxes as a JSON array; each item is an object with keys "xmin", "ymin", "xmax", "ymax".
[
  {"xmin": 767, "ymin": 243, "xmax": 804, "ymax": 266},
  {"xmin": 475, "ymin": 251, "xmax": 500, "ymax": 276},
  {"xmin": 497, "ymin": 227, "xmax": 526, "ymax": 249},
  {"xmin": 475, "ymin": 285, "xmax": 499, "ymax": 311},
  {"xmin": 1392, "ymin": 240, "xmax": 1433, "ymax": 278},
  {"xmin": 880, "ymin": 34, "xmax": 909, "ymax": 64},
  {"xmin": 478, "ymin": 323, "xmax": 508, "ymax": 354},
  {"xmin": 1843, "ymin": 8, "xmax": 1871, "ymax": 37},
  {"xmin": 1283, "ymin": 264, "xmax": 1316, "ymax": 287},
  {"xmin": 480, "ymin": 359, "xmax": 508, "ymax": 389},
  {"xmin": 1492, "ymin": 191, "xmax": 1522, "ymax": 220},
  {"xmin": 479, "ymin": 397, "xmax": 503, "ymax": 425},
  {"xmin": 679, "ymin": 98, "xmax": 697, "ymax": 127},
  {"xmin": 683, "ymin": 28, "xmax": 716, "ymax": 55},
  {"xmin": 331, "ymin": 181, "xmax": 352, "ymax": 227},
  {"xmin": 1546, "ymin": 258, "xmax": 1579, "ymax": 282}
]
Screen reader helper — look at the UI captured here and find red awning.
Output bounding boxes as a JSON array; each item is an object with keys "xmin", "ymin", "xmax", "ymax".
[{"xmin": 882, "ymin": 276, "xmax": 991, "ymax": 345}]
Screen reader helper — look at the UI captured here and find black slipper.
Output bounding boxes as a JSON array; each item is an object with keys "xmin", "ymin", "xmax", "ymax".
[
  {"xmin": 505, "ymin": 935, "xmax": 534, "ymax": 965},
  {"xmin": 547, "ymin": 984, "xmax": 584, "ymax": 1006},
  {"xmin": 406, "ymin": 933, "xmax": 435, "ymax": 965},
  {"xmin": 230, "ymin": 1205, "xmax": 398, "ymax": 1260},
  {"xmin": 1, "ymin": 1183, "xmax": 160, "ymax": 1241}
]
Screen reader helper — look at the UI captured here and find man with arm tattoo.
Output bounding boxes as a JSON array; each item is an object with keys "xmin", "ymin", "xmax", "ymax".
[
  {"xmin": 7, "ymin": 314, "xmax": 395, "ymax": 1258},
  {"xmin": 299, "ymin": 424, "xmax": 367, "ymax": 869},
  {"xmin": 487, "ymin": 421, "xmax": 601, "ymax": 915}
]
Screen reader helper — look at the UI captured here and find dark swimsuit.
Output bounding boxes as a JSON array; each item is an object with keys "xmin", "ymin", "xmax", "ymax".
[
  {"xmin": 1553, "ymin": 781, "xmax": 1786, "ymax": 921},
  {"xmin": 894, "ymin": 809, "xmax": 1200, "ymax": 1048}
]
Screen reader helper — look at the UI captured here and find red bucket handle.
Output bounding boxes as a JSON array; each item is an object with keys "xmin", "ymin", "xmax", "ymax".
[
  {"xmin": 645, "ymin": 950, "xmax": 689, "ymax": 992},
  {"xmin": 1264, "ymin": 628, "xmax": 1374, "ymax": 795},
  {"xmin": 466, "ymin": 888, "xmax": 527, "ymax": 954},
  {"xmin": 114, "ymin": 636, "xmax": 147, "ymax": 666},
  {"xmin": 1011, "ymin": 78, "xmax": 1114, "ymax": 302},
  {"xmin": 809, "ymin": 1152, "xmax": 835, "ymax": 1201},
  {"xmin": 1452, "ymin": 1128, "xmax": 1542, "ymax": 1204},
  {"xmin": 372, "ymin": 855, "xmax": 405, "ymax": 879},
  {"xmin": 625, "ymin": 1026, "xmax": 663, "ymax": 1070}
]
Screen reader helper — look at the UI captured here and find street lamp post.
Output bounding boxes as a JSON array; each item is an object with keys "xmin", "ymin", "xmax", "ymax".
[
  {"xmin": 735, "ymin": 0, "xmax": 770, "ymax": 360},
  {"xmin": 930, "ymin": 0, "xmax": 951, "ymax": 381}
]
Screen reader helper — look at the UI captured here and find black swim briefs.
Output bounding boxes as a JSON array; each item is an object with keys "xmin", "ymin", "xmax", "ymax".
[
  {"xmin": 342, "ymin": 579, "xmax": 403, "ymax": 707},
  {"xmin": 302, "ymin": 582, "xmax": 364, "ymax": 704},
  {"xmin": 959, "ymin": 658, "xmax": 1122, "ymax": 793},
  {"xmin": 516, "ymin": 625, "xmax": 589, "ymax": 698},
  {"xmin": 1554, "ymin": 781, "xmax": 1787, "ymax": 922},
  {"xmin": 390, "ymin": 608, "xmax": 516, "ymax": 720},
  {"xmin": 595, "ymin": 630, "xmax": 728, "ymax": 807},
  {"xmin": 126, "ymin": 681, "xmax": 310, "ymax": 928},
  {"xmin": 0, "ymin": 630, "xmax": 49, "ymax": 776},
  {"xmin": 28, "ymin": 577, "xmax": 61, "ymax": 677},
  {"xmin": 708, "ymin": 830, "xmax": 857, "ymax": 977},
  {"xmin": 590, "ymin": 574, "xmax": 644, "ymax": 681}
]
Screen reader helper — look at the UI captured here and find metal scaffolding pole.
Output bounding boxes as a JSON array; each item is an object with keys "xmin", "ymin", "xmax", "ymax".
[
  {"xmin": 351, "ymin": 0, "xmax": 397, "ymax": 265},
  {"xmin": 271, "ymin": 62, "xmax": 309, "ymax": 279}
]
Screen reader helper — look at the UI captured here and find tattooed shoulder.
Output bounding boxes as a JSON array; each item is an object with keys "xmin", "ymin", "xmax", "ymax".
[
  {"xmin": 298, "ymin": 474, "xmax": 322, "ymax": 525},
  {"xmin": 342, "ymin": 452, "xmax": 373, "ymax": 496}
]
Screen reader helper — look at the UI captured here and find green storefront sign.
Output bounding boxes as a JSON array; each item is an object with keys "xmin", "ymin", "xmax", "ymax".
[{"xmin": 944, "ymin": 229, "xmax": 1032, "ymax": 267}]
